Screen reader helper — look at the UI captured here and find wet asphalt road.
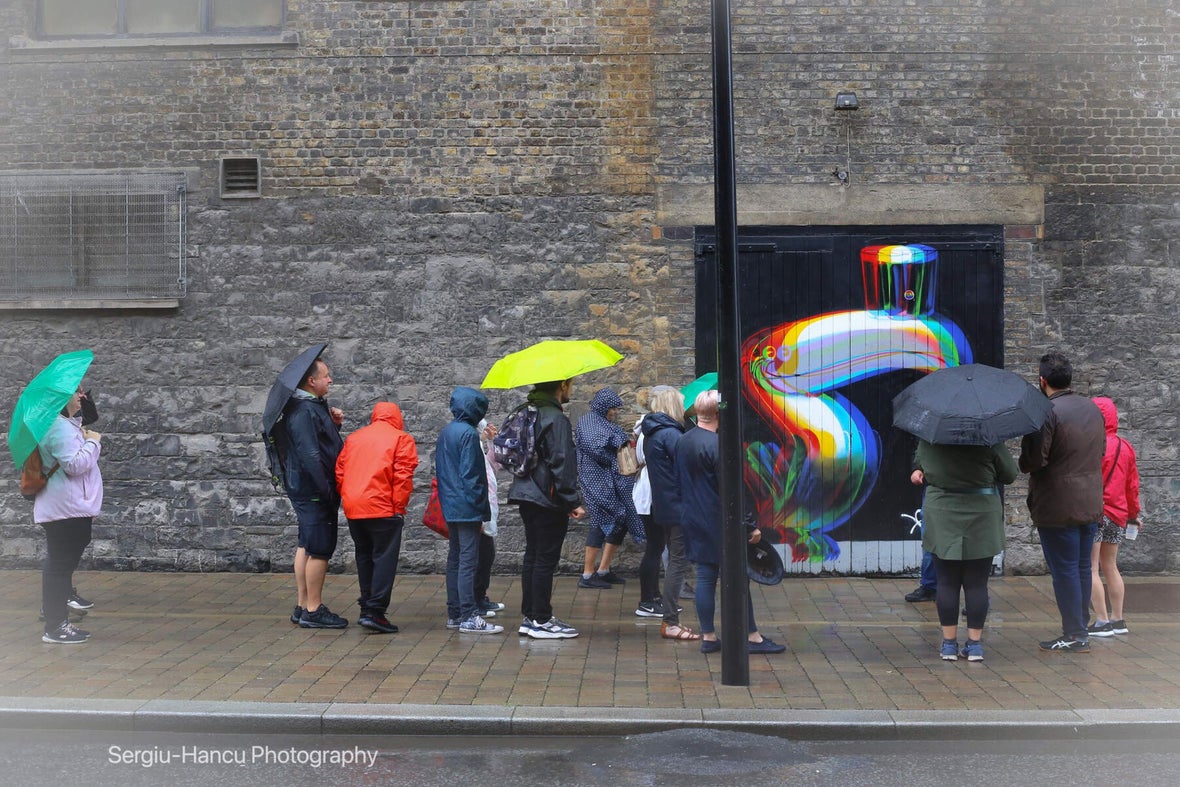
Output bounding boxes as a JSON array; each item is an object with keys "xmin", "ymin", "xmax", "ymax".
[{"xmin": 2, "ymin": 727, "xmax": 1177, "ymax": 786}]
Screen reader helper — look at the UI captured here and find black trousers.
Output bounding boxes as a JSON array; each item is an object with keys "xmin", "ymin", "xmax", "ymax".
[
  {"xmin": 347, "ymin": 516, "xmax": 404, "ymax": 616},
  {"xmin": 474, "ymin": 532, "xmax": 496, "ymax": 602},
  {"xmin": 518, "ymin": 502, "xmax": 570, "ymax": 624},
  {"xmin": 638, "ymin": 513, "xmax": 666, "ymax": 603},
  {"xmin": 41, "ymin": 517, "xmax": 92, "ymax": 631}
]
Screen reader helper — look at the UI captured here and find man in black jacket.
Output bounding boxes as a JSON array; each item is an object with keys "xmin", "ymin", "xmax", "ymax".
[
  {"xmin": 1019, "ymin": 352, "xmax": 1104, "ymax": 653},
  {"xmin": 279, "ymin": 358, "xmax": 347, "ymax": 629},
  {"xmin": 507, "ymin": 378, "xmax": 585, "ymax": 639}
]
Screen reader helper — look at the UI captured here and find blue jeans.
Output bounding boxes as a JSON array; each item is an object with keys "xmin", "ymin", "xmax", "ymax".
[
  {"xmin": 1037, "ymin": 522, "xmax": 1098, "ymax": 640},
  {"xmin": 693, "ymin": 562, "xmax": 758, "ymax": 637},
  {"xmin": 920, "ymin": 549, "xmax": 937, "ymax": 591},
  {"xmin": 445, "ymin": 521, "xmax": 482, "ymax": 622}
]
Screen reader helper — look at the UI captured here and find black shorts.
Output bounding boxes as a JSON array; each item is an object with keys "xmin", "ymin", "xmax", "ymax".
[{"xmin": 291, "ymin": 498, "xmax": 340, "ymax": 559}]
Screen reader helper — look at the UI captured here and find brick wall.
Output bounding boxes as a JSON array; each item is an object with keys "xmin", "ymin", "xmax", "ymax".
[{"xmin": 0, "ymin": 0, "xmax": 1176, "ymax": 574}]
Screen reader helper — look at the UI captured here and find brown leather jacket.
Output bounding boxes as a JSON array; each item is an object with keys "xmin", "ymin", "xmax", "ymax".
[{"xmin": 1019, "ymin": 390, "xmax": 1104, "ymax": 527}]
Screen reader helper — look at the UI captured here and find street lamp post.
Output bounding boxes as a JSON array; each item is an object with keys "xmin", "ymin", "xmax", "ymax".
[{"xmin": 710, "ymin": 0, "xmax": 750, "ymax": 687}]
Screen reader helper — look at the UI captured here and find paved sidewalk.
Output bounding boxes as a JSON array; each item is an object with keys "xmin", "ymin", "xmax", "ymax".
[{"xmin": 2, "ymin": 570, "xmax": 1179, "ymax": 738}]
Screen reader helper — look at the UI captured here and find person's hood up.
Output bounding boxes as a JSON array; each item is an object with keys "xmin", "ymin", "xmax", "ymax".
[
  {"xmin": 369, "ymin": 401, "xmax": 404, "ymax": 430},
  {"xmin": 641, "ymin": 411, "xmax": 684, "ymax": 437},
  {"xmin": 590, "ymin": 387, "xmax": 624, "ymax": 416},
  {"xmin": 449, "ymin": 386, "xmax": 489, "ymax": 426},
  {"xmin": 1093, "ymin": 396, "xmax": 1119, "ymax": 435}
]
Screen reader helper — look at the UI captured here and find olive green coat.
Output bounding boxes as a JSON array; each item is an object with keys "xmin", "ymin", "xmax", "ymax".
[{"xmin": 916, "ymin": 441, "xmax": 1020, "ymax": 561}]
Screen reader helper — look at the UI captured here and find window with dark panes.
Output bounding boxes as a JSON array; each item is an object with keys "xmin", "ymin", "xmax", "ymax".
[{"xmin": 39, "ymin": 0, "xmax": 283, "ymax": 38}]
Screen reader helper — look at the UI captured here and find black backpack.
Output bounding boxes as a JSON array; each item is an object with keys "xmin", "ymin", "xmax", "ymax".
[
  {"xmin": 262, "ymin": 423, "xmax": 289, "ymax": 494},
  {"xmin": 492, "ymin": 403, "xmax": 539, "ymax": 478}
]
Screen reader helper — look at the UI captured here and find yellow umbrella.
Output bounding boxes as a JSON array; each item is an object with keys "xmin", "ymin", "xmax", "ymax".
[{"xmin": 480, "ymin": 340, "xmax": 623, "ymax": 389}]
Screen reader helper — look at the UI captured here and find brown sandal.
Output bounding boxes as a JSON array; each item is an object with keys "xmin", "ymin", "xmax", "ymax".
[{"xmin": 661, "ymin": 622, "xmax": 701, "ymax": 641}]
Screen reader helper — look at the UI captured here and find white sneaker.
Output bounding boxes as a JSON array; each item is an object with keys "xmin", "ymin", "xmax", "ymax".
[{"xmin": 459, "ymin": 614, "xmax": 504, "ymax": 634}]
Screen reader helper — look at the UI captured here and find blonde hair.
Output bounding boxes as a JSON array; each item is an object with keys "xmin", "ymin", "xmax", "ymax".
[
  {"xmin": 693, "ymin": 389, "xmax": 720, "ymax": 420},
  {"xmin": 648, "ymin": 386, "xmax": 685, "ymax": 425}
]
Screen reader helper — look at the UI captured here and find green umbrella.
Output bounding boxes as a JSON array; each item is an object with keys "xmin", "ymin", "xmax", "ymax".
[
  {"xmin": 481, "ymin": 340, "xmax": 623, "ymax": 389},
  {"xmin": 7, "ymin": 349, "xmax": 93, "ymax": 468},
  {"xmin": 680, "ymin": 372, "xmax": 718, "ymax": 409}
]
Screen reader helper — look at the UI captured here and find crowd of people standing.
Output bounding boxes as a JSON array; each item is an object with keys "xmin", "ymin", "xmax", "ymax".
[{"xmin": 27, "ymin": 350, "xmax": 1143, "ymax": 662}]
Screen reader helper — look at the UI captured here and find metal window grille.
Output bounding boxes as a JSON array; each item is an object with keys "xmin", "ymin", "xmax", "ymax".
[{"xmin": 0, "ymin": 172, "xmax": 186, "ymax": 302}]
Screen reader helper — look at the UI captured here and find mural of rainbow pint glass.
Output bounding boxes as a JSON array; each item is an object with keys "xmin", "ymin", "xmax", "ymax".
[{"xmin": 860, "ymin": 244, "xmax": 938, "ymax": 316}]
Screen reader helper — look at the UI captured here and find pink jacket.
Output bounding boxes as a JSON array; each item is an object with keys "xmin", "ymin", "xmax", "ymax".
[
  {"xmin": 1093, "ymin": 397, "xmax": 1140, "ymax": 527},
  {"xmin": 32, "ymin": 415, "xmax": 103, "ymax": 524}
]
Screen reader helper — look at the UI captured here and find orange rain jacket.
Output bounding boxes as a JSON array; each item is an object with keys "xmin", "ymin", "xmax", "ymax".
[{"xmin": 335, "ymin": 402, "xmax": 419, "ymax": 520}]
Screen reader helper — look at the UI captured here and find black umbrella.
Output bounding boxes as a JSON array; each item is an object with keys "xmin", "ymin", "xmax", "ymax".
[
  {"xmin": 892, "ymin": 363, "xmax": 1053, "ymax": 446},
  {"xmin": 747, "ymin": 538, "xmax": 786, "ymax": 586},
  {"xmin": 262, "ymin": 343, "xmax": 328, "ymax": 435}
]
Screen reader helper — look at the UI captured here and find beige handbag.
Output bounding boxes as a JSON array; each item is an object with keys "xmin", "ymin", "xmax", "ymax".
[{"xmin": 616, "ymin": 442, "xmax": 640, "ymax": 476}]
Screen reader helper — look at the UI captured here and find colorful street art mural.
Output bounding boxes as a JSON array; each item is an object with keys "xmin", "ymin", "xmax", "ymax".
[{"xmin": 740, "ymin": 244, "xmax": 974, "ymax": 563}]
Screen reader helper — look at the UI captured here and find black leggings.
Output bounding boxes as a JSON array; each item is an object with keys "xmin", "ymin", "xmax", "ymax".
[
  {"xmin": 41, "ymin": 517, "xmax": 92, "ymax": 630},
  {"xmin": 932, "ymin": 555, "xmax": 991, "ymax": 629}
]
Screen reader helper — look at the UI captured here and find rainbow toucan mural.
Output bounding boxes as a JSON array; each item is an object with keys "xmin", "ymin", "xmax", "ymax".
[{"xmin": 741, "ymin": 244, "xmax": 974, "ymax": 562}]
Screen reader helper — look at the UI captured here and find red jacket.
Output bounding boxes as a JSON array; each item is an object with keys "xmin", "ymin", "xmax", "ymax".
[
  {"xmin": 1093, "ymin": 397, "xmax": 1140, "ymax": 526},
  {"xmin": 335, "ymin": 402, "xmax": 419, "ymax": 520}
]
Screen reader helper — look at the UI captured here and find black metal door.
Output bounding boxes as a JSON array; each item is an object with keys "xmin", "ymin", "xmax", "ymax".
[{"xmin": 696, "ymin": 225, "xmax": 1004, "ymax": 575}]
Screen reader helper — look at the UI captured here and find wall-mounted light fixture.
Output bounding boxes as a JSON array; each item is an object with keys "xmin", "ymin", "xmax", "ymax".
[{"xmin": 834, "ymin": 91, "xmax": 859, "ymax": 111}]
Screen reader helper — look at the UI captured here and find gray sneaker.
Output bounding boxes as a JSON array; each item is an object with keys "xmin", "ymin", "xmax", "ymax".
[
  {"xmin": 527, "ymin": 616, "xmax": 579, "ymax": 639},
  {"xmin": 459, "ymin": 615, "xmax": 504, "ymax": 634}
]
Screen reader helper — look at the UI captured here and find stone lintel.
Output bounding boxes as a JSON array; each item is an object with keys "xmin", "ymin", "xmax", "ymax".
[{"xmin": 657, "ymin": 183, "xmax": 1045, "ymax": 227}]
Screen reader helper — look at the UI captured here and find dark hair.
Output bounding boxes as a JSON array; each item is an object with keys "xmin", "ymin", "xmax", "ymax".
[
  {"xmin": 532, "ymin": 379, "xmax": 569, "ymax": 394},
  {"xmin": 1039, "ymin": 352, "xmax": 1073, "ymax": 389},
  {"xmin": 305, "ymin": 358, "xmax": 326, "ymax": 385}
]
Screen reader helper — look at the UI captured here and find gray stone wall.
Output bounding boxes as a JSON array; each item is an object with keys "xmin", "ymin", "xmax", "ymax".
[{"xmin": 0, "ymin": 0, "xmax": 1176, "ymax": 574}]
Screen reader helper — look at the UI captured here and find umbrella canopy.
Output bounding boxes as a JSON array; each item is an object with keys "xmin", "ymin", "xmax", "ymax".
[
  {"xmin": 480, "ymin": 340, "xmax": 623, "ymax": 389},
  {"xmin": 680, "ymin": 372, "xmax": 718, "ymax": 409},
  {"xmin": 262, "ymin": 343, "xmax": 328, "ymax": 435},
  {"xmin": 892, "ymin": 363, "xmax": 1053, "ymax": 446},
  {"xmin": 747, "ymin": 538, "xmax": 786, "ymax": 586},
  {"xmin": 7, "ymin": 349, "xmax": 94, "ymax": 467}
]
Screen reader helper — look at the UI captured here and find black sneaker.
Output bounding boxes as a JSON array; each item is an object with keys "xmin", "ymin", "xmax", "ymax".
[
  {"xmin": 358, "ymin": 614, "xmax": 399, "ymax": 634},
  {"xmin": 479, "ymin": 598, "xmax": 506, "ymax": 613},
  {"xmin": 67, "ymin": 590, "xmax": 94, "ymax": 611},
  {"xmin": 1039, "ymin": 636, "xmax": 1090, "ymax": 653},
  {"xmin": 42, "ymin": 621, "xmax": 88, "ymax": 644},
  {"xmin": 597, "ymin": 571, "xmax": 626, "ymax": 585},
  {"xmin": 904, "ymin": 586, "xmax": 936, "ymax": 602},
  {"xmin": 635, "ymin": 600, "xmax": 663, "ymax": 617},
  {"xmin": 578, "ymin": 574, "xmax": 613, "ymax": 590},
  {"xmin": 1087, "ymin": 620, "xmax": 1115, "ymax": 638},
  {"xmin": 1111, "ymin": 619, "xmax": 1129, "ymax": 635},
  {"xmin": 299, "ymin": 605, "xmax": 348, "ymax": 629},
  {"xmin": 290, "ymin": 606, "xmax": 305, "ymax": 625}
]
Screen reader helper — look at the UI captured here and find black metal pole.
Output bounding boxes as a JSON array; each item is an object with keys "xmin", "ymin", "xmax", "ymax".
[{"xmin": 711, "ymin": 0, "xmax": 750, "ymax": 686}]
